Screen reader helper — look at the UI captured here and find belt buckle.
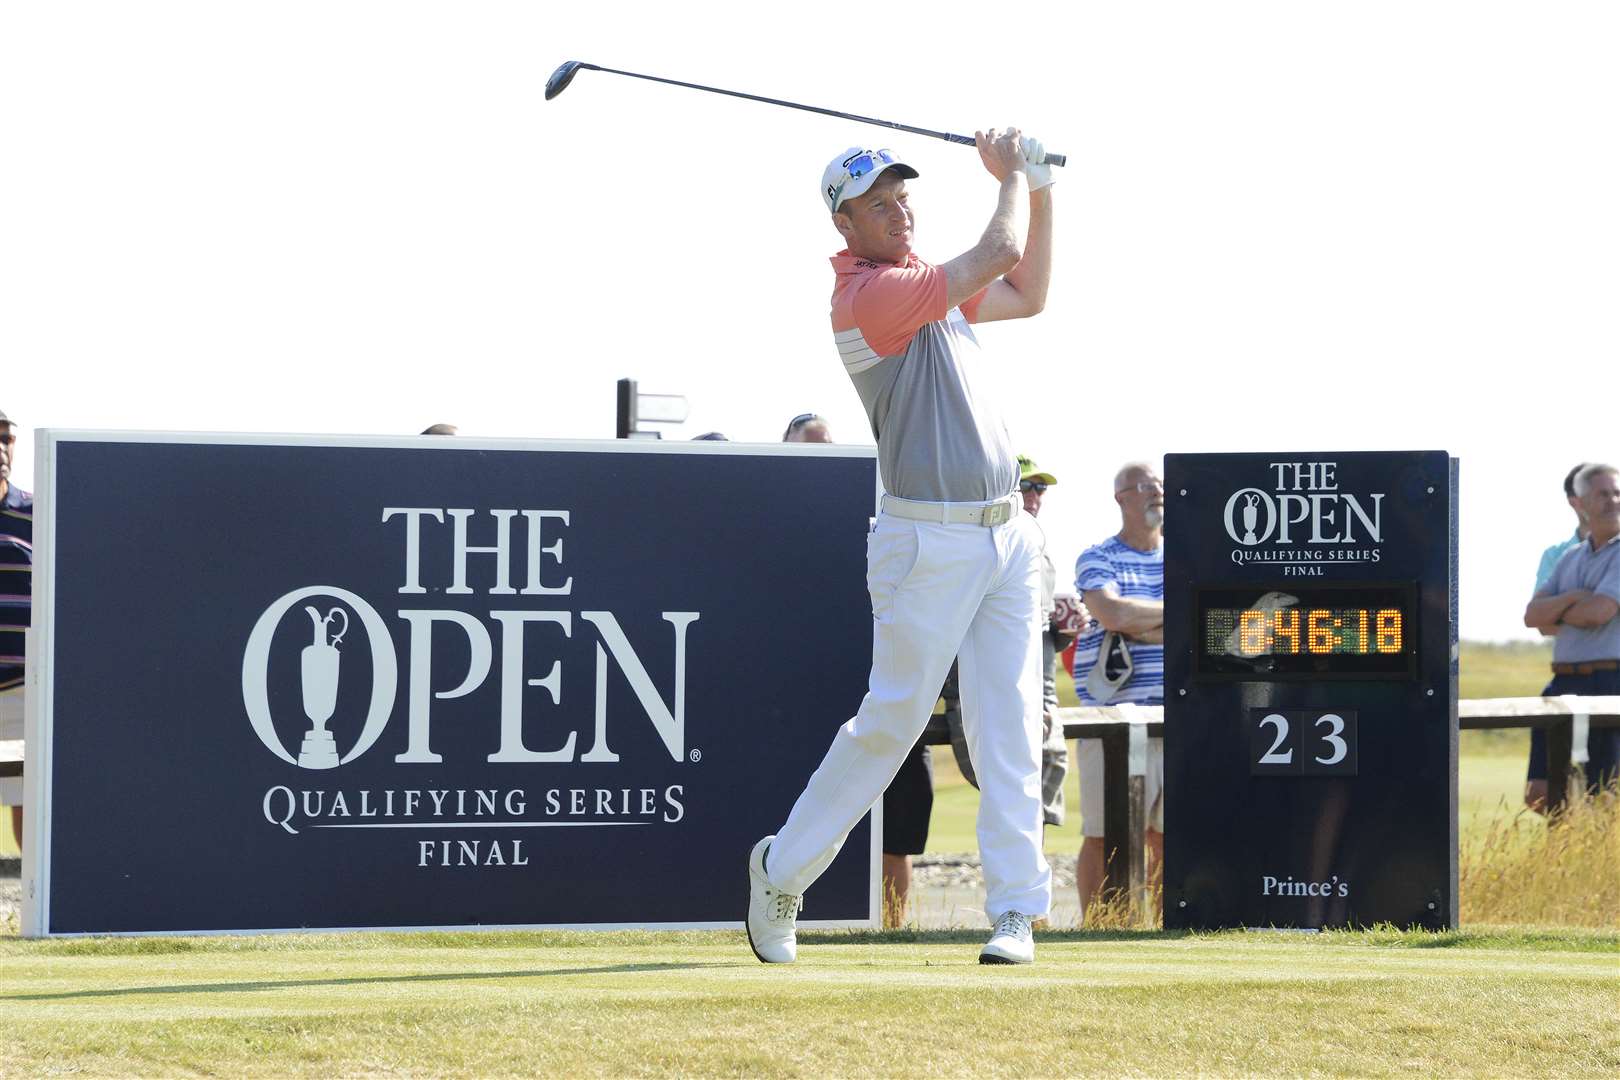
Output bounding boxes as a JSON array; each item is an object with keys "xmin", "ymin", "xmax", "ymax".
[{"xmin": 980, "ymin": 499, "xmax": 1012, "ymax": 527}]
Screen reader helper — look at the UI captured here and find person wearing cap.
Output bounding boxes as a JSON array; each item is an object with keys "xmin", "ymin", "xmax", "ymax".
[
  {"xmin": 747, "ymin": 129, "xmax": 1055, "ymax": 965},
  {"xmin": 943, "ymin": 455, "xmax": 1077, "ymax": 834},
  {"xmin": 0, "ymin": 408, "xmax": 32, "ymax": 850},
  {"xmin": 1072, "ymin": 461, "xmax": 1166, "ymax": 922}
]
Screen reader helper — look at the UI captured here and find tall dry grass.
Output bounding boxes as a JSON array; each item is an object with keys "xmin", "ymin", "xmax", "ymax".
[
  {"xmin": 1460, "ymin": 785, "xmax": 1620, "ymax": 928},
  {"xmin": 1069, "ymin": 784, "xmax": 1620, "ymax": 931},
  {"xmin": 1075, "ymin": 884, "xmax": 1161, "ymax": 930}
]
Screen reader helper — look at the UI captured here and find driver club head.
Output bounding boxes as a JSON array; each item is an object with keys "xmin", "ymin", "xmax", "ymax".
[{"xmin": 545, "ymin": 60, "xmax": 589, "ymax": 101}]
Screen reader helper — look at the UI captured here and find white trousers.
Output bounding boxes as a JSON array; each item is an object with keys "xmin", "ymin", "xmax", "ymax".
[{"xmin": 767, "ymin": 508, "xmax": 1051, "ymax": 919}]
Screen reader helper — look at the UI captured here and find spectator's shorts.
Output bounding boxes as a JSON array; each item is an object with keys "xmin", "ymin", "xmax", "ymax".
[
  {"xmin": 882, "ymin": 740, "xmax": 934, "ymax": 855},
  {"xmin": 1077, "ymin": 736, "xmax": 1164, "ymax": 837},
  {"xmin": 0, "ymin": 687, "xmax": 20, "ymax": 742},
  {"xmin": 0, "ymin": 688, "xmax": 21, "ymax": 806}
]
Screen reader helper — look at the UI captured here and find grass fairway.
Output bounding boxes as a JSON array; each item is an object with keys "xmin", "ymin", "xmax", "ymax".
[{"xmin": 2, "ymin": 928, "xmax": 1616, "ymax": 1076}]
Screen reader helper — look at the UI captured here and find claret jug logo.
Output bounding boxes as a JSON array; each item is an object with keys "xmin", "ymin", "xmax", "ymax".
[
  {"xmin": 1222, "ymin": 462, "xmax": 1386, "ymax": 577},
  {"xmin": 242, "ymin": 588, "xmax": 397, "ymax": 769}
]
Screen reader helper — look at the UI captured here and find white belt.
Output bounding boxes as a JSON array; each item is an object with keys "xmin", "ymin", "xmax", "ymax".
[{"xmin": 882, "ymin": 493, "xmax": 1019, "ymax": 527}]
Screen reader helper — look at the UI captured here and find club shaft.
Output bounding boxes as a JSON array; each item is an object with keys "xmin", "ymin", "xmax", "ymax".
[{"xmin": 583, "ymin": 64, "xmax": 1066, "ymax": 168}]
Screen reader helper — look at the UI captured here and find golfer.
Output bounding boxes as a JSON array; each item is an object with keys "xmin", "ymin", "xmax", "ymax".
[{"xmin": 748, "ymin": 129, "xmax": 1055, "ymax": 964}]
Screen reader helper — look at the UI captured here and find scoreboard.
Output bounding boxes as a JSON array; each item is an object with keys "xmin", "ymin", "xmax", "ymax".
[{"xmin": 1163, "ymin": 451, "xmax": 1458, "ymax": 930}]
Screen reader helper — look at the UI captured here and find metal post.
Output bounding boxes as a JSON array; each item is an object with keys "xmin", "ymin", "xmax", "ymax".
[{"xmin": 615, "ymin": 378, "xmax": 636, "ymax": 439}]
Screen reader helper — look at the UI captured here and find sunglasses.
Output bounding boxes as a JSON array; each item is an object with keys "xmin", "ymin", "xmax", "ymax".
[
  {"xmin": 1020, "ymin": 480, "xmax": 1048, "ymax": 494},
  {"xmin": 829, "ymin": 149, "xmax": 897, "ymax": 208},
  {"xmin": 842, "ymin": 148, "xmax": 896, "ymax": 179}
]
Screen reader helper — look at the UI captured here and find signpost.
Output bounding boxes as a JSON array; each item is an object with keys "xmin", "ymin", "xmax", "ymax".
[
  {"xmin": 24, "ymin": 432, "xmax": 879, "ymax": 936},
  {"xmin": 615, "ymin": 378, "xmax": 689, "ymax": 440},
  {"xmin": 1163, "ymin": 451, "xmax": 1458, "ymax": 930}
]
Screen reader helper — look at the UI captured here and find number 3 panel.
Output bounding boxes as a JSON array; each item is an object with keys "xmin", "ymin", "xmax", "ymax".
[{"xmin": 1302, "ymin": 710, "xmax": 1357, "ymax": 776}]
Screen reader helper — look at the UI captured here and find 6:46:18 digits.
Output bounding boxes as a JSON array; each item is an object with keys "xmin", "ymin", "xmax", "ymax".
[{"xmin": 1238, "ymin": 607, "xmax": 1402, "ymax": 656}]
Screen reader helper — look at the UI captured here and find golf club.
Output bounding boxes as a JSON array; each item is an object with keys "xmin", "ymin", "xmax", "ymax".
[{"xmin": 546, "ymin": 61, "xmax": 1066, "ymax": 168}]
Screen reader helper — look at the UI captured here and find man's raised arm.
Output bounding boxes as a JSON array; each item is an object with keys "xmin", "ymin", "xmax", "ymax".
[{"xmin": 943, "ymin": 128, "xmax": 1030, "ymax": 312}]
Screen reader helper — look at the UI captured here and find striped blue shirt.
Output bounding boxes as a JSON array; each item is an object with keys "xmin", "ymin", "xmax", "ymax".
[
  {"xmin": 0, "ymin": 484, "xmax": 32, "ymax": 691},
  {"xmin": 1073, "ymin": 536, "xmax": 1164, "ymax": 705}
]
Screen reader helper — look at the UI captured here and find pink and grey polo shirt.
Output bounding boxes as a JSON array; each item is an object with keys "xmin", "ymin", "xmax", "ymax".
[{"xmin": 829, "ymin": 251, "xmax": 1018, "ymax": 503}]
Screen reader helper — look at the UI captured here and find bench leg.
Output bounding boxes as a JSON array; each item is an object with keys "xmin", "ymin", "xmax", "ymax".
[
  {"xmin": 1546, "ymin": 718, "xmax": 1574, "ymax": 817},
  {"xmin": 1101, "ymin": 729, "xmax": 1127, "ymax": 909}
]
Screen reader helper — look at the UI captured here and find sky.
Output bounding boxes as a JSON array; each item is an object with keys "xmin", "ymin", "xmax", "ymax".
[{"xmin": 2, "ymin": 2, "xmax": 1614, "ymax": 642}]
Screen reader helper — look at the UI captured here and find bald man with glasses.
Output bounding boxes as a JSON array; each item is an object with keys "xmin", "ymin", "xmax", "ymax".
[{"xmin": 1072, "ymin": 461, "xmax": 1167, "ymax": 921}]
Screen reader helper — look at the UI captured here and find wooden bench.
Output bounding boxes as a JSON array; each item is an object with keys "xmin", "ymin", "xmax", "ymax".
[
  {"xmin": 920, "ymin": 696, "xmax": 1620, "ymax": 916},
  {"xmin": 921, "ymin": 706, "xmax": 1162, "ymax": 913}
]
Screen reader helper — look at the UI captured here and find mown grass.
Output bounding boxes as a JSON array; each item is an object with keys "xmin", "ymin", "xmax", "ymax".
[{"xmin": 1, "ymin": 927, "xmax": 1615, "ymax": 1077}]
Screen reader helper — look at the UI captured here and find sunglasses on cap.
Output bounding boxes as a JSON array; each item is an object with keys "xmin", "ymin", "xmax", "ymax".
[
  {"xmin": 843, "ymin": 148, "xmax": 896, "ymax": 179},
  {"xmin": 829, "ymin": 149, "xmax": 897, "ymax": 208},
  {"xmin": 1019, "ymin": 480, "xmax": 1048, "ymax": 494}
]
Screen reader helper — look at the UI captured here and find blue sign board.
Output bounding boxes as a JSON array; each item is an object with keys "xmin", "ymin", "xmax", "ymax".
[
  {"xmin": 24, "ymin": 433, "xmax": 880, "ymax": 936},
  {"xmin": 1163, "ymin": 451, "xmax": 1458, "ymax": 930}
]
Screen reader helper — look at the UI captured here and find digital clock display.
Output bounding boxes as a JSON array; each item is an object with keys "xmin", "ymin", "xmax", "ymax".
[{"xmin": 1195, "ymin": 583, "xmax": 1417, "ymax": 679}]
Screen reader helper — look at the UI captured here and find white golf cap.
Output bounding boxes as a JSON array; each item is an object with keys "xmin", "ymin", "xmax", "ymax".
[{"xmin": 821, "ymin": 147, "xmax": 920, "ymax": 212}]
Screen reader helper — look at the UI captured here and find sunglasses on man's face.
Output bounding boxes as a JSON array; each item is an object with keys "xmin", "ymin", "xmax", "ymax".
[{"xmin": 1020, "ymin": 480, "xmax": 1048, "ymax": 494}]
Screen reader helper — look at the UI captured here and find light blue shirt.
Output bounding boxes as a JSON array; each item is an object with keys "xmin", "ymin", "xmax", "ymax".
[
  {"xmin": 1535, "ymin": 529, "xmax": 1583, "ymax": 593},
  {"xmin": 1542, "ymin": 534, "xmax": 1620, "ymax": 664}
]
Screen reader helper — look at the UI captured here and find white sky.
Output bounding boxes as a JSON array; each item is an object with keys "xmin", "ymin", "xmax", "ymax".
[{"xmin": 2, "ymin": 2, "xmax": 1613, "ymax": 642}]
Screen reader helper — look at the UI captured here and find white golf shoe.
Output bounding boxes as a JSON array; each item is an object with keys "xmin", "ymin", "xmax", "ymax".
[
  {"xmin": 746, "ymin": 835, "xmax": 802, "ymax": 963},
  {"xmin": 979, "ymin": 910, "xmax": 1035, "ymax": 965}
]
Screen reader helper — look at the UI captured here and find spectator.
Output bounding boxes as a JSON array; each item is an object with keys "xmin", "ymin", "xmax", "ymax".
[
  {"xmin": 0, "ymin": 408, "xmax": 31, "ymax": 850},
  {"xmin": 1522, "ymin": 462, "xmax": 1620, "ymax": 812},
  {"xmin": 1072, "ymin": 461, "xmax": 1165, "ymax": 920},
  {"xmin": 421, "ymin": 423, "xmax": 459, "ymax": 436},
  {"xmin": 783, "ymin": 413, "xmax": 833, "ymax": 443},
  {"xmin": 691, "ymin": 432, "xmax": 729, "ymax": 441},
  {"xmin": 945, "ymin": 454, "xmax": 1079, "ymax": 831},
  {"xmin": 1534, "ymin": 463, "xmax": 1589, "ymax": 594}
]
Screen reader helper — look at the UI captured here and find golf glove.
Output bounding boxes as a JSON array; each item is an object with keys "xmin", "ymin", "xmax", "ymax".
[{"xmin": 1021, "ymin": 136, "xmax": 1054, "ymax": 191}]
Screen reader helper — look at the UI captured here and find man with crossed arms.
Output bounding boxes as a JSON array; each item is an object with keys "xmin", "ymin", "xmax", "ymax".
[
  {"xmin": 1523, "ymin": 462, "xmax": 1620, "ymax": 808},
  {"xmin": 747, "ymin": 129, "xmax": 1055, "ymax": 965}
]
